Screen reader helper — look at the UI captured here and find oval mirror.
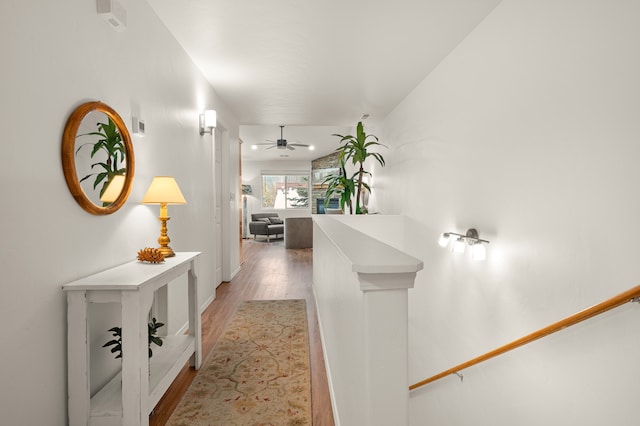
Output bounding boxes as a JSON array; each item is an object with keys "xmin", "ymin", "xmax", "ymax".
[{"xmin": 61, "ymin": 101, "xmax": 135, "ymax": 215}]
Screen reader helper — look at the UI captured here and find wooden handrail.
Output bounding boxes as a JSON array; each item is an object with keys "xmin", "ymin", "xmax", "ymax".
[{"xmin": 409, "ymin": 285, "xmax": 640, "ymax": 391}]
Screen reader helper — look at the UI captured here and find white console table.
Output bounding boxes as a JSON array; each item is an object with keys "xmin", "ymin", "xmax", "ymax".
[{"xmin": 62, "ymin": 252, "xmax": 202, "ymax": 426}]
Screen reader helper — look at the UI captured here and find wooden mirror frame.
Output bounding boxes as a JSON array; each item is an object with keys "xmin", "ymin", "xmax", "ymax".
[{"xmin": 61, "ymin": 101, "xmax": 135, "ymax": 215}]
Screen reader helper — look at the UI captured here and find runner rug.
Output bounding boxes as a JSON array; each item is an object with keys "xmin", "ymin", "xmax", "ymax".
[{"xmin": 166, "ymin": 299, "xmax": 312, "ymax": 426}]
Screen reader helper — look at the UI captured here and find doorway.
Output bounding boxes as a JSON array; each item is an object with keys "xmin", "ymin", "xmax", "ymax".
[{"xmin": 214, "ymin": 126, "xmax": 223, "ymax": 287}]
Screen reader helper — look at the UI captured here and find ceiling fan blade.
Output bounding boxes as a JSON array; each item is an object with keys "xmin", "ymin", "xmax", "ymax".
[
  {"xmin": 289, "ymin": 143, "xmax": 309, "ymax": 147},
  {"xmin": 265, "ymin": 145, "xmax": 277, "ymax": 150},
  {"xmin": 254, "ymin": 142, "xmax": 274, "ymax": 146},
  {"xmin": 287, "ymin": 145, "xmax": 295, "ymax": 150}
]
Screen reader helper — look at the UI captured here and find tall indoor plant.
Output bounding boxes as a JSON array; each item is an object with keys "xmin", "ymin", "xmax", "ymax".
[
  {"xmin": 321, "ymin": 157, "xmax": 356, "ymax": 214},
  {"xmin": 332, "ymin": 121, "xmax": 386, "ymax": 214}
]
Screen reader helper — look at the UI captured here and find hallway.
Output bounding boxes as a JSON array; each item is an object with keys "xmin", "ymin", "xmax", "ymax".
[{"xmin": 150, "ymin": 240, "xmax": 335, "ymax": 425}]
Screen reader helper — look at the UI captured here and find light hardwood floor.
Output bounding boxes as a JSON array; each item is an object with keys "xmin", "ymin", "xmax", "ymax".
[{"xmin": 150, "ymin": 239, "xmax": 335, "ymax": 426}]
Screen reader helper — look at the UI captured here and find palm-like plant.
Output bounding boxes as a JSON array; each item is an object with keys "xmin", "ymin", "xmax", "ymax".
[
  {"xmin": 332, "ymin": 121, "xmax": 386, "ymax": 214},
  {"xmin": 321, "ymin": 157, "xmax": 356, "ymax": 214},
  {"xmin": 75, "ymin": 117, "xmax": 126, "ymax": 203}
]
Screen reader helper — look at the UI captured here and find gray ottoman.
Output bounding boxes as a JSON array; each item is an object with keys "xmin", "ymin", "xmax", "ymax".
[{"xmin": 284, "ymin": 217, "xmax": 313, "ymax": 249}]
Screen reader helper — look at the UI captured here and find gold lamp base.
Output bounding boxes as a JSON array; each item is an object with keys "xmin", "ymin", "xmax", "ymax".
[{"xmin": 156, "ymin": 215, "xmax": 176, "ymax": 258}]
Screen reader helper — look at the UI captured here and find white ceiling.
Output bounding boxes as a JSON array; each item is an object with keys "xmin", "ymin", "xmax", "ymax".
[{"xmin": 147, "ymin": 0, "xmax": 501, "ymax": 161}]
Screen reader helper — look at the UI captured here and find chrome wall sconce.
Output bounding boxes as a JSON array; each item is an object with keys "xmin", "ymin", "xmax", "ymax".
[
  {"xmin": 439, "ymin": 228, "xmax": 489, "ymax": 261},
  {"xmin": 199, "ymin": 109, "xmax": 216, "ymax": 135}
]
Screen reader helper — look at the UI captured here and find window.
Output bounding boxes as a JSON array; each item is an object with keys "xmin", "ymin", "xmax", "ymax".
[{"xmin": 261, "ymin": 173, "xmax": 309, "ymax": 209}]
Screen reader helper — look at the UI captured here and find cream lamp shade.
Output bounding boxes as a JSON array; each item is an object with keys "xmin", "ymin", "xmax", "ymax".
[
  {"xmin": 141, "ymin": 176, "xmax": 186, "ymax": 205},
  {"xmin": 100, "ymin": 174, "xmax": 126, "ymax": 203}
]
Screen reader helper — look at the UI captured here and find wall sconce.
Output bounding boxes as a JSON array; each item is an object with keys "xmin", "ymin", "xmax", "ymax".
[
  {"xmin": 439, "ymin": 228, "xmax": 489, "ymax": 261},
  {"xmin": 142, "ymin": 176, "xmax": 187, "ymax": 257},
  {"xmin": 199, "ymin": 110, "xmax": 216, "ymax": 135}
]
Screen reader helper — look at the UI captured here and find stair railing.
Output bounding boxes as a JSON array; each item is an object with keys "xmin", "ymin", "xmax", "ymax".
[{"xmin": 409, "ymin": 285, "xmax": 640, "ymax": 391}]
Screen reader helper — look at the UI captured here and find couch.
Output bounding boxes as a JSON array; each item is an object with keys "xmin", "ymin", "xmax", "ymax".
[{"xmin": 249, "ymin": 213, "xmax": 284, "ymax": 242}]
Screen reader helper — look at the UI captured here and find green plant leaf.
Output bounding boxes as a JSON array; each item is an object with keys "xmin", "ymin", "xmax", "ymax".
[
  {"xmin": 93, "ymin": 172, "xmax": 108, "ymax": 190},
  {"xmin": 90, "ymin": 141, "xmax": 105, "ymax": 158},
  {"xmin": 77, "ymin": 131, "xmax": 107, "ymax": 138},
  {"xmin": 150, "ymin": 336, "xmax": 163, "ymax": 346}
]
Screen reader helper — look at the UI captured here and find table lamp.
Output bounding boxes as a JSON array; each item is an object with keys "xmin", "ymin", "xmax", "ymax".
[{"xmin": 141, "ymin": 176, "xmax": 187, "ymax": 257}]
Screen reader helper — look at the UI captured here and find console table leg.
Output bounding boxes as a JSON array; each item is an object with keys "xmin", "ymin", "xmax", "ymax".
[
  {"xmin": 188, "ymin": 261, "xmax": 202, "ymax": 368},
  {"xmin": 67, "ymin": 291, "xmax": 90, "ymax": 426},
  {"xmin": 121, "ymin": 291, "xmax": 148, "ymax": 426}
]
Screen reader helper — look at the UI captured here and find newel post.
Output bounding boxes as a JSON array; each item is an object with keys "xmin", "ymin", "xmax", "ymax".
[
  {"xmin": 358, "ymin": 271, "xmax": 416, "ymax": 426},
  {"xmin": 312, "ymin": 215, "xmax": 423, "ymax": 425}
]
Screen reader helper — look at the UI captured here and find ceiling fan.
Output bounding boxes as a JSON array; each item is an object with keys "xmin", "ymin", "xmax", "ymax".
[{"xmin": 253, "ymin": 125, "xmax": 311, "ymax": 151}]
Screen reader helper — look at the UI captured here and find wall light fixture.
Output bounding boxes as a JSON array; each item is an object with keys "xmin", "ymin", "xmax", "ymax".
[
  {"xmin": 439, "ymin": 228, "xmax": 489, "ymax": 261},
  {"xmin": 199, "ymin": 110, "xmax": 216, "ymax": 135}
]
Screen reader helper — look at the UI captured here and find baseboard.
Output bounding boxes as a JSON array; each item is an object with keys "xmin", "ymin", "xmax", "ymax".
[
  {"xmin": 229, "ymin": 265, "xmax": 242, "ymax": 280},
  {"xmin": 200, "ymin": 293, "xmax": 215, "ymax": 315},
  {"xmin": 174, "ymin": 293, "xmax": 216, "ymax": 336}
]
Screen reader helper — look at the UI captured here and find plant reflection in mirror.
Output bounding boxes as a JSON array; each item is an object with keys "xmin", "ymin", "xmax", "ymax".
[{"xmin": 75, "ymin": 117, "xmax": 126, "ymax": 205}]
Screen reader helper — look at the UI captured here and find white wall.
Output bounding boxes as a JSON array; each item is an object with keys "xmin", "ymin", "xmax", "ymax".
[
  {"xmin": 375, "ymin": 0, "xmax": 640, "ymax": 425},
  {"xmin": 0, "ymin": 1, "xmax": 239, "ymax": 424},
  {"xmin": 242, "ymin": 159, "xmax": 312, "ymax": 228}
]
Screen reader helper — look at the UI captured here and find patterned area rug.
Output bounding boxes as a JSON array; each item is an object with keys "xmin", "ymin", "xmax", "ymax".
[{"xmin": 167, "ymin": 299, "xmax": 312, "ymax": 426}]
